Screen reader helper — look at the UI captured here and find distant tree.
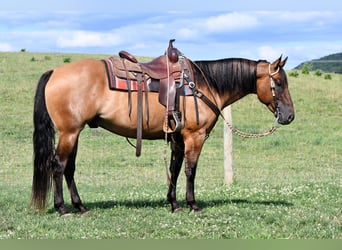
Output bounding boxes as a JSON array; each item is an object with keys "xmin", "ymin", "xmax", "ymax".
[
  {"xmin": 301, "ymin": 63, "xmax": 312, "ymax": 75},
  {"xmin": 289, "ymin": 71, "xmax": 299, "ymax": 77},
  {"xmin": 314, "ymin": 70, "xmax": 322, "ymax": 77},
  {"xmin": 324, "ymin": 74, "xmax": 332, "ymax": 80},
  {"xmin": 63, "ymin": 57, "xmax": 71, "ymax": 63}
]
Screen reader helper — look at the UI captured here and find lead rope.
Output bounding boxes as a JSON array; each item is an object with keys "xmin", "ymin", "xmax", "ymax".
[{"xmin": 221, "ymin": 113, "xmax": 279, "ymax": 138}]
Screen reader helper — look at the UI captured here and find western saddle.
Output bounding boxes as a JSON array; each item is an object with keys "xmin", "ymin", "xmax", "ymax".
[{"xmin": 102, "ymin": 39, "xmax": 194, "ymax": 156}]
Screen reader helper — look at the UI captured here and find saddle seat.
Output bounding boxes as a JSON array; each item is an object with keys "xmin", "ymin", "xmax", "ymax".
[
  {"xmin": 117, "ymin": 39, "xmax": 181, "ymax": 81},
  {"xmin": 112, "ymin": 51, "xmax": 182, "ymax": 81}
]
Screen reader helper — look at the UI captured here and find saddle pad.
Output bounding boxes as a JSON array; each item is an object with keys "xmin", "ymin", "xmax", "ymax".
[
  {"xmin": 102, "ymin": 58, "xmax": 194, "ymax": 95},
  {"xmin": 112, "ymin": 75, "xmax": 159, "ymax": 92}
]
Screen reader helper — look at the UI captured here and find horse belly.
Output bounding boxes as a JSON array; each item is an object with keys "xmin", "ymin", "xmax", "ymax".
[{"xmin": 97, "ymin": 91, "xmax": 166, "ymax": 139}]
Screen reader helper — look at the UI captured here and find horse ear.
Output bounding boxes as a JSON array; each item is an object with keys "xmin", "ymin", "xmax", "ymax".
[
  {"xmin": 279, "ymin": 56, "xmax": 288, "ymax": 68},
  {"xmin": 272, "ymin": 55, "xmax": 282, "ymax": 69}
]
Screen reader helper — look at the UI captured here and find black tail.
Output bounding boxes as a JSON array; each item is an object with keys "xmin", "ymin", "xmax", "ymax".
[{"xmin": 31, "ymin": 70, "xmax": 54, "ymax": 212}]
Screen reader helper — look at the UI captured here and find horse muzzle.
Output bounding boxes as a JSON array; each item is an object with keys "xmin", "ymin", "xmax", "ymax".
[
  {"xmin": 268, "ymin": 103, "xmax": 295, "ymax": 125},
  {"xmin": 275, "ymin": 108, "xmax": 295, "ymax": 125}
]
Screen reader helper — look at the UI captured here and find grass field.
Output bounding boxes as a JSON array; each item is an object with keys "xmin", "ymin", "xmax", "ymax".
[{"xmin": 0, "ymin": 52, "xmax": 341, "ymax": 239}]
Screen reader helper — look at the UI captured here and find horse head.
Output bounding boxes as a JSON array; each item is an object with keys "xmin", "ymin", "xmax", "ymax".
[{"xmin": 256, "ymin": 56, "xmax": 295, "ymax": 125}]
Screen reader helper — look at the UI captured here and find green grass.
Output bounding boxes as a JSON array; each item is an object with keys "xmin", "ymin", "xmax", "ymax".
[{"xmin": 0, "ymin": 52, "xmax": 341, "ymax": 239}]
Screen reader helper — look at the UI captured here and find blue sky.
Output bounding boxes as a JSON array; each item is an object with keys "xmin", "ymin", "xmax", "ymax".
[{"xmin": 1, "ymin": 0, "xmax": 341, "ymax": 68}]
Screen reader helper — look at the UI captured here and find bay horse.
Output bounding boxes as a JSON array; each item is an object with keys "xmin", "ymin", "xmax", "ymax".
[{"xmin": 32, "ymin": 52, "xmax": 294, "ymax": 215}]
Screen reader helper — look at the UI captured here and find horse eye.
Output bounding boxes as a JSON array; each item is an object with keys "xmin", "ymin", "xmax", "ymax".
[{"xmin": 275, "ymin": 79, "xmax": 282, "ymax": 86}]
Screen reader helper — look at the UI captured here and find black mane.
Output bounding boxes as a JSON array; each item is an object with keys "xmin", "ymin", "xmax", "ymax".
[{"xmin": 193, "ymin": 58, "xmax": 264, "ymax": 95}]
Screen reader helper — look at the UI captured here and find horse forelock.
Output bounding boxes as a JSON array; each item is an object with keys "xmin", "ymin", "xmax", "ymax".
[{"xmin": 193, "ymin": 58, "xmax": 258, "ymax": 95}]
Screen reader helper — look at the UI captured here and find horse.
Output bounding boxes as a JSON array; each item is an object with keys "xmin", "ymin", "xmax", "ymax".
[{"xmin": 31, "ymin": 52, "xmax": 294, "ymax": 215}]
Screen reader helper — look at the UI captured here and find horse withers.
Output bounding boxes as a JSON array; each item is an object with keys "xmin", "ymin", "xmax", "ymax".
[{"xmin": 31, "ymin": 46, "xmax": 294, "ymax": 215}]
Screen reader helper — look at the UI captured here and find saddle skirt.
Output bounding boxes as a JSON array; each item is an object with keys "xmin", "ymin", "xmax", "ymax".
[{"xmin": 102, "ymin": 56, "xmax": 194, "ymax": 97}]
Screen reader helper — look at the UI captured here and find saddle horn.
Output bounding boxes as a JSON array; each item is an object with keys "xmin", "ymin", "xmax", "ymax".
[{"xmin": 167, "ymin": 39, "xmax": 180, "ymax": 63}]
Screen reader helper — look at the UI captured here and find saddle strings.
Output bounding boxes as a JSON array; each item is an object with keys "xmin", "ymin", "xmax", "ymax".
[{"xmin": 163, "ymin": 53, "xmax": 172, "ymax": 186}]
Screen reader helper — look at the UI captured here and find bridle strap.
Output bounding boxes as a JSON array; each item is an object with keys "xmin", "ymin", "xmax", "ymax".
[
  {"xmin": 269, "ymin": 63, "xmax": 280, "ymax": 98},
  {"xmin": 268, "ymin": 63, "xmax": 281, "ymax": 119}
]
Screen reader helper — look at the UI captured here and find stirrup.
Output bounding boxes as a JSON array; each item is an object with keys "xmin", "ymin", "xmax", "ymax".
[{"xmin": 164, "ymin": 111, "xmax": 182, "ymax": 133}]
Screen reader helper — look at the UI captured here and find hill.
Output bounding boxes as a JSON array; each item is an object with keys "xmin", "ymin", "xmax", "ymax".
[
  {"xmin": 294, "ymin": 52, "xmax": 342, "ymax": 73},
  {"xmin": 1, "ymin": 51, "xmax": 342, "ymax": 239}
]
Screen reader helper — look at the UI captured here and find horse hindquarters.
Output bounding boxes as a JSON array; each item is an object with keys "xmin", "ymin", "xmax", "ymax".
[{"xmin": 32, "ymin": 70, "xmax": 87, "ymax": 215}]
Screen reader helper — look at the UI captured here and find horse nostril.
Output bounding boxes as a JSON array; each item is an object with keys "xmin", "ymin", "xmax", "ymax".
[{"xmin": 288, "ymin": 114, "xmax": 294, "ymax": 123}]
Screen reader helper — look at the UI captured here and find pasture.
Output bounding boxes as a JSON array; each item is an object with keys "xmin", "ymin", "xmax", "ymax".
[{"xmin": 0, "ymin": 52, "xmax": 341, "ymax": 239}]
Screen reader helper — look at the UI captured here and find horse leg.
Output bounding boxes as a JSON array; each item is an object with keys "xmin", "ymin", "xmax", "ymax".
[
  {"xmin": 64, "ymin": 139, "xmax": 88, "ymax": 214},
  {"xmin": 185, "ymin": 160, "xmax": 201, "ymax": 212},
  {"xmin": 167, "ymin": 133, "xmax": 184, "ymax": 213},
  {"xmin": 183, "ymin": 132, "xmax": 206, "ymax": 212},
  {"xmin": 53, "ymin": 131, "xmax": 80, "ymax": 215}
]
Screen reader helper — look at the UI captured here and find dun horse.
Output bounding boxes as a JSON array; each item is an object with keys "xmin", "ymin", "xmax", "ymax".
[{"xmin": 32, "ymin": 43, "xmax": 294, "ymax": 215}]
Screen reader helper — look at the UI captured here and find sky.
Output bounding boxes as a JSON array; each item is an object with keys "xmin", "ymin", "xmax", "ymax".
[{"xmin": 0, "ymin": 0, "xmax": 342, "ymax": 69}]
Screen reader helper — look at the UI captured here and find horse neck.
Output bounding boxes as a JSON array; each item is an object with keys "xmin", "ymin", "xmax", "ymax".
[{"xmin": 193, "ymin": 59, "xmax": 258, "ymax": 109}]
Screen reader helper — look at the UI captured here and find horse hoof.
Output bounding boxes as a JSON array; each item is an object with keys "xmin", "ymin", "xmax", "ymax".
[
  {"xmin": 80, "ymin": 210, "xmax": 90, "ymax": 216},
  {"xmin": 173, "ymin": 207, "xmax": 183, "ymax": 213},
  {"xmin": 78, "ymin": 206, "xmax": 89, "ymax": 214},
  {"xmin": 57, "ymin": 206, "xmax": 71, "ymax": 216},
  {"xmin": 61, "ymin": 212, "xmax": 73, "ymax": 217},
  {"xmin": 190, "ymin": 208, "xmax": 203, "ymax": 214}
]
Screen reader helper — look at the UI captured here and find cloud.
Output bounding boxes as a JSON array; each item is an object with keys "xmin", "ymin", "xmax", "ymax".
[
  {"xmin": 276, "ymin": 11, "xmax": 335, "ymax": 22},
  {"xmin": 177, "ymin": 28, "xmax": 200, "ymax": 40},
  {"xmin": 257, "ymin": 45, "xmax": 283, "ymax": 60},
  {"xmin": 56, "ymin": 30, "xmax": 123, "ymax": 48},
  {"xmin": 0, "ymin": 42, "xmax": 15, "ymax": 51},
  {"xmin": 204, "ymin": 12, "xmax": 259, "ymax": 32}
]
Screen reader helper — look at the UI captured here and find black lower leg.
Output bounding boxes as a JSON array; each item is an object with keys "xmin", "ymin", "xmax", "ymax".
[
  {"xmin": 53, "ymin": 158, "xmax": 70, "ymax": 215},
  {"xmin": 185, "ymin": 163, "xmax": 202, "ymax": 212},
  {"xmin": 167, "ymin": 133, "xmax": 184, "ymax": 212},
  {"xmin": 64, "ymin": 143, "xmax": 88, "ymax": 214}
]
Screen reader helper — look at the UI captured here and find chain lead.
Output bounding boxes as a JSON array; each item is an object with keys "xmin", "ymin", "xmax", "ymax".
[{"xmin": 221, "ymin": 113, "xmax": 279, "ymax": 139}]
